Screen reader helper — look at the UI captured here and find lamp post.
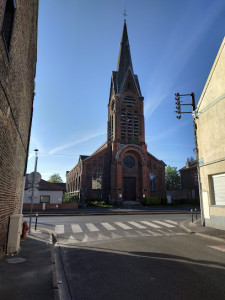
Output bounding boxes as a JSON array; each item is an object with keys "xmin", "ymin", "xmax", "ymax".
[{"xmin": 28, "ymin": 149, "xmax": 38, "ymax": 233}]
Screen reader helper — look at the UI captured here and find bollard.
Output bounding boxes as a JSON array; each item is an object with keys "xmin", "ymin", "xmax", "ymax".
[
  {"xmin": 35, "ymin": 213, "xmax": 38, "ymax": 231},
  {"xmin": 191, "ymin": 209, "xmax": 193, "ymax": 223},
  {"xmin": 195, "ymin": 208, "xmax": 197, "ymax": 220}
]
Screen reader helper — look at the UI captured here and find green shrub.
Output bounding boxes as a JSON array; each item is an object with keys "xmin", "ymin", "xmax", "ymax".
[
  {"xmin": 85, "ymin": 198, "xmax": 102, "ymax": 206},
  {"xmin": 143, "ymin": 197, "xmax": 161, "ymax": 206},
  {"xmin": 63, "ymin": 192, "xmax": 79, "ymax": 203}
]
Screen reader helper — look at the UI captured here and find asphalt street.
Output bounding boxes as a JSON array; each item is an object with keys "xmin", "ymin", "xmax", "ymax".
[
  {"xmin": 58, "ymin": 235, "xmax": 225, "ymax": 300},
  {"xmin": 26, "ymin": 214, "xmax": 225, "ymax": 300}
]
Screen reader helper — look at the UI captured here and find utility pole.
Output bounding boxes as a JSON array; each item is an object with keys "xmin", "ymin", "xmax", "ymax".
[
  {"xmin": 174, "ymin": 92, "xmax": 204, "ymax": 225},
  {"xmin": 28, "ymin": 149, "xmax": 38, "ymax": 233}
]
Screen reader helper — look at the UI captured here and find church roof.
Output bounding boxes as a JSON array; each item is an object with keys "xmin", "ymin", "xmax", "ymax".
[
  {"xmin": 80, "ymin": 155, "xmax": 89, "ymax": 161},
  {"xmin": 111, "ymin": 21, "xmax": 142, "ymax": 96}
]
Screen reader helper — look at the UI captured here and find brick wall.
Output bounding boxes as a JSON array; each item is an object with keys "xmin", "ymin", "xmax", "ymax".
[
  {"xmin": 0, "ymin": 0, "xmax": 38, "ymax": 258},
  {"xmin": 23, "ymin": 203, "xmax": 78, "ymax": 211}
]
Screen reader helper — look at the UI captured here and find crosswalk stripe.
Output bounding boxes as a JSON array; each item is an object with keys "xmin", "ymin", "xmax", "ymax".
[
  {"xmin": 153, "ymin": 221, "xmax": 175, "ymax": 228},
  {"xmin": 147, "ymin": 230, "xmax": 162, "ymax": 236},
  {"xmin": 71, "ymin": 224, "xmax": 83, "ymax": 233},
  {"xmin": 114, "ymin": 222, "xmax": 132, "ymax": 230},
  {"xmin": 140, "ymin": 221, "xmax": 161, "ymax": 229},
  {"xmin": 86, "ymin": 223, "xmax": 99, "ymax": 232},
  {"xmin": 128, "ymin": 221, "xmax": 146, "ymax": 229},
  {"xmin": 97, "ymin": 233, "xmax": 110, "ymax": 241},
  {"xmin": 101, "ymin": 222, "xmax": 116, "ymax": 231},
  {"xmin": 164, "ymin": 220, "xmax": 177, "ymax": 225},
  {"xmin": 55, "ymin": 225, "xmax": 64, "ymax": 234}
]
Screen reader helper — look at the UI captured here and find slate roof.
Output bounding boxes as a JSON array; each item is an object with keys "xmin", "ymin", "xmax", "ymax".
[
  {"xmin": 25, "ymin": 175, "xmax": 65, "ymax": 191},
  {"xmin": 111, "ymin": 21, "xmax": 142, "ymax": 96}
]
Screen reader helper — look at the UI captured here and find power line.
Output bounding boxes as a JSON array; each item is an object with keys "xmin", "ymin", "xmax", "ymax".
[{"xmin": 29, "ymin": 152, "xmax": 83, "ymax": 157}]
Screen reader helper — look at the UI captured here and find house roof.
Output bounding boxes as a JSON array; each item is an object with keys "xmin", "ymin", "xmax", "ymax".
[
  {"xmin": 80, "ymin": 155, "xmax": 89, "ymax": 161},
  {"xmin": 25, "ymin": 175, "xmax": 65, "ymax": 191},
  {"xmin": 179, "ymin": 160, "xmax": 198, "ymax": 172}
]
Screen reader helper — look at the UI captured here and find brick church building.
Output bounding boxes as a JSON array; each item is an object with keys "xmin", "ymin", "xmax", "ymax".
[{"xmin": 66, "ymin": 21, "xmax": 166, "ymax": 203}]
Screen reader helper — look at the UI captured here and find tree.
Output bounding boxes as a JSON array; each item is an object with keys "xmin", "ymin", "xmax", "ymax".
[
  {"xmin": 48, "ymin": 173, "xmax": 63, "ymax": 183},
  {"xmin": 165, "ymin": 166, "xmax": 181, "ymax": 190}
]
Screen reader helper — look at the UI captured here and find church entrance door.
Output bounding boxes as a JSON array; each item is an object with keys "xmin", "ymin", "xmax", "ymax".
[{"xmin": 123, "ymin": 177, "xmax": 136, "ymax": 201}]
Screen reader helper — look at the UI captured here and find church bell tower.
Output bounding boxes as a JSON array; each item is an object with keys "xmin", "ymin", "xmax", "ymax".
[{"xmin": 107, "ymin": 20, "xmax": 146, "ymax": 155}]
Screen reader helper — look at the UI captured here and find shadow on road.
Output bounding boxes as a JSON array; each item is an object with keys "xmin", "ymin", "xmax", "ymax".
[{"xmin": 59, "ymin": 245, "xmax": 225, "ymax": 300}]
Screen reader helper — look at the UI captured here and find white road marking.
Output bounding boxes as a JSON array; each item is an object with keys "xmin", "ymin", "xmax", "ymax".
[
  {"xmin": 128, "ymin": 221, "xmax": 146, "ymax": 229},
  {"xmin": 55, "ymin": 225, "xmax": 64, "ymax": 234},
  {"xmin": 135, "ymin": 230, "xmax": 151, "ymax": 237},
  {"xmin": 207, "ymin": 245, "xmax": 225, "ymax": 252},
  {"xmin": 153, "ymin": 221, "xmax": 175, "ymax": 228},
  {"xmin": 140, "ymin": 221, "xmax": 161, "ymax": 229},
  {"xmin": 164, "ymin": 220, "xmax": 177, "ymax": 225},
  {"xmin": 97, "ymin": 233, "xmax": 110, "ymax": 241},
  {"xmin": 86, "ymin": 223, "xmax": 99, "ymax": 232},
  {"xmin": 71, "ymin": 224, "xmax": 83, "ymax": 233},
  {"xmin": 82, "ymin": 234, "xmax": 92, "ymax": 242},
  {"xmin": 114, "ymin": 222, "xmax": 132, "ymax": 230},
  {"xmin": 156, "ymin": 229, "xmax": 172, "ymax": 236},
  {"xmin": 147, "ymin": 230, "xmax": 162, "ymax": 236},
  {"xmin": 111, "ymin": 232, "xmax": 123, "ymax": 239},
  {"xmin": 123, "ymin": 231, "xmax": 138, "ymax": 238},
  {"xmin": 66, "ymin": 235, "xmax": 79, "ymax": 244},
  {"xmin": 101, "ymin": 222, "xmax": 116, "ymax": 231}
]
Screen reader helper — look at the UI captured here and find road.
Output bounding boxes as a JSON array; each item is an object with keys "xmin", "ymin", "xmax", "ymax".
[{"xmin": 30, "ymin": 214, "xmax": 225, "ymax": 299}]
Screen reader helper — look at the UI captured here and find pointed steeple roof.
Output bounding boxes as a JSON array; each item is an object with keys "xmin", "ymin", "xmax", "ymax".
[
  {"xmin": 110, "ymin": 21, "xmax": 142, "ymax": 97},
  {"xmin": 117, "ymin": 21, "xmax": 133, "ymax": 74}
]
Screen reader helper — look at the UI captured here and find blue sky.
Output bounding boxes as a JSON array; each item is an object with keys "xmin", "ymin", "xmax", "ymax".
[{"xmin": 27, "ymin": 0, "xmax": 225, "ymax": 182}]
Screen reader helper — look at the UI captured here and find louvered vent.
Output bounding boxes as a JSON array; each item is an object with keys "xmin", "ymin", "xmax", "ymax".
[{"xmin": 124, "ymin": 96, "xmax": 136, "ymax": 107}]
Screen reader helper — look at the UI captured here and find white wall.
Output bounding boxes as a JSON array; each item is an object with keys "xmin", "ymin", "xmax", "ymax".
[{"xmin": 23, "ymin": 190, "xmax": 63, "ymax": 204}]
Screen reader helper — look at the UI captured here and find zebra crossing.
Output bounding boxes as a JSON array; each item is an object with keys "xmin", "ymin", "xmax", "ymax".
[{"xmin": 54, "ymin": 219, "xmax": 186, "ymax": 244}]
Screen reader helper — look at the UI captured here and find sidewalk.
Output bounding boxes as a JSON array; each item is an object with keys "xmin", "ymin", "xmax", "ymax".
[
  {"xmin": 0, "ymin": 228, "xmax": 58, "ymax": 300},
  {"xmin": 180, "ymin": 218, "xmax": 225, "ymax": 242},
  {"xmin": 23, "ymin": 206, "xmax": 200, "ymax": 217}
]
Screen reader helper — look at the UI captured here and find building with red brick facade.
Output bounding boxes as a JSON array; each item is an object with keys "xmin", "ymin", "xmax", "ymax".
[
  {"xmin": 67, "ymin": 21, "xmax": 166, "ymax": 204},
  {"xmin": 0, "ymin": 0, "xmax": 38, "ymax": 258}
]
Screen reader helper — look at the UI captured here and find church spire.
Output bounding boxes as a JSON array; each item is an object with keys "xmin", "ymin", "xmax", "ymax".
[{"xmin": 116, "ymin": 21, "xmax": 133, "ymax": 90}]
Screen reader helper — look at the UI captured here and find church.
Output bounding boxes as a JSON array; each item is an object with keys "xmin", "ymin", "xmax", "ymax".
[{"xmin": 66, "ymin": 21, "xmax": 166, "ymax": 204}]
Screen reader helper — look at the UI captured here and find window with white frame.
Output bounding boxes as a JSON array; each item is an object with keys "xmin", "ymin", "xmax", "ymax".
[{"xmin": 40, "ymin": 195, "xmax": 50, "ymax": 203}]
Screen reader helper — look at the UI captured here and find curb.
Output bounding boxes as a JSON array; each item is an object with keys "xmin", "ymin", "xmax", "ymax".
[
  {"xmin": 179, "ymin": 220, "xmax": 195, "ymax": 234},
  {"xmin": 28, "ymin": 228, "xmax": 61, "ymax": 300},
  {"xmin": 23, "ymin": 210, "xmax": 193, "ymax": 217},
  {"xmin": 51, "ymin": 234, "xmax": 60, "ymax": 300},
  {"xmin": 195, "ymin": 232, "xmax": 225, "ymax": 243},
  {"xmin": 179, "ymin": 220, "xmax": 225, "ymax": 243}
]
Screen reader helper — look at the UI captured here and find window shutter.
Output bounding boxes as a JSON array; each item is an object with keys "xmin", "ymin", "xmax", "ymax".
[{"xmin": 212, "ymin": 174, "xmax": 225, "ymax": 205}]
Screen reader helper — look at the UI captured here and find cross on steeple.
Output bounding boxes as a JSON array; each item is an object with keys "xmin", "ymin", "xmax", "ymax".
[{"xmin": 123, "ymin": 9, "xmax": 127, "ymax": 21}]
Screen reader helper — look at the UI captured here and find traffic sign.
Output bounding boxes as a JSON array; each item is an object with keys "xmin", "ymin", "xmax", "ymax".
[
  {"xmin": 27, "ymin": 188, "xmax": 39, "ymax": 197},
  {"xmin": 28, "ymin": 172, "xmax": 41, "ymax": 184}
]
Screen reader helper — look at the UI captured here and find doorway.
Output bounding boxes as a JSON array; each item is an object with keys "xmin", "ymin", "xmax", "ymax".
[{"xmin": 123, "ymin": 177, "xmax": 136, "ymax": 201}]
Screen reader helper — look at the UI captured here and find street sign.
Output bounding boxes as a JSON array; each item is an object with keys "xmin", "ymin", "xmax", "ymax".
[
  {"xmin": 28, "ymin": 172, "xmax": 41, "ymax": 184},
  {"xmin": 27, "ymin": 187, "xmax": 39, "ymax": 197},
  {"xmin": 27, "ymin": 183, "xmax": 39, "ymax": 188}
]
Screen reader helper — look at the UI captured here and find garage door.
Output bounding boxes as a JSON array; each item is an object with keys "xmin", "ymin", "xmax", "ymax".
[{"xmin": 212, "ymin": 173, "xmax": 225, "ymax": 205}]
